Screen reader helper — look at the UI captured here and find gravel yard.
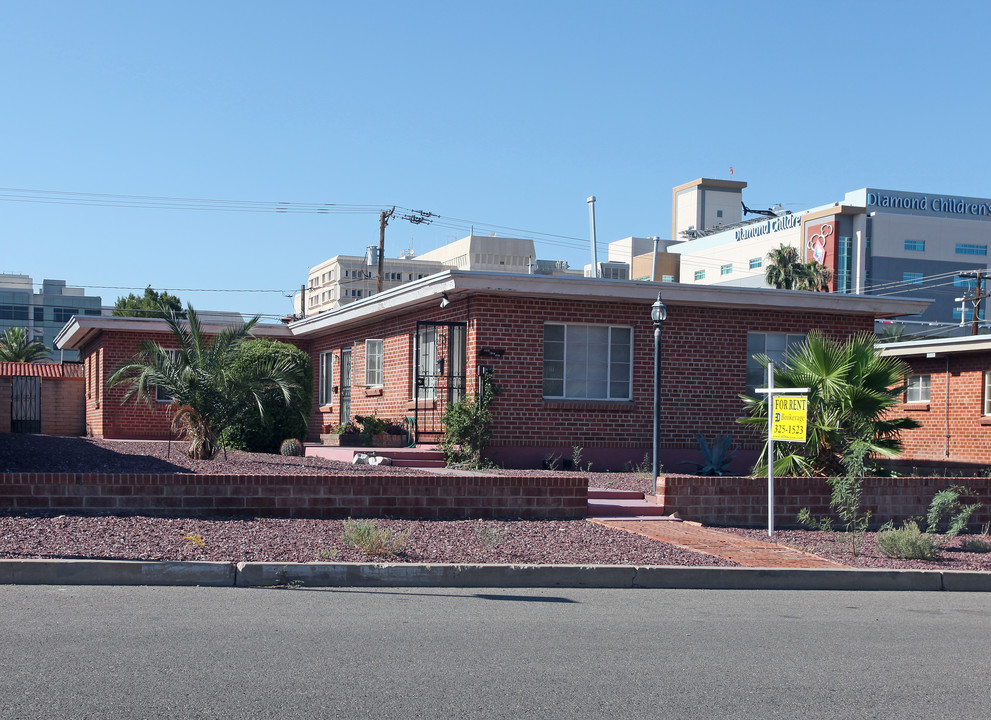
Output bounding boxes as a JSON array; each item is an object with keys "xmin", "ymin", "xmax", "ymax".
[{"xmin": 1, "ymin": 434, "xmax": 990, "ymax": 570}]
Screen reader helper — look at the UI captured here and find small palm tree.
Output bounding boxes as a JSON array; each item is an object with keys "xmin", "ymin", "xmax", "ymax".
[
  {"xmin": 0, "ymin": 327, "xmax": 50, "ymax": 362},
  {"xmin": 739, "ymin": 330, "xmax": 920, "ymax": 476},
  {"xmin": 764, "ymin": 244, "xmax": 801, "ymax": 289},
  {"xmin": 107, "ymin": 304, "xmax": 309, "ymax": 459}
]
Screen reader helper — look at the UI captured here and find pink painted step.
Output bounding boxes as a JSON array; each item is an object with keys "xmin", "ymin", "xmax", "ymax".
[
  {"xmin": 587, "ymin": 487, "xmax": 674, "ymax": 519},
  {"xmin": 305, "ymin": 444, "xmax": 447, "ymax": 469},
  {"xmin": 588, "ymin": 488, "xmax": 647, "ymax": 500}
]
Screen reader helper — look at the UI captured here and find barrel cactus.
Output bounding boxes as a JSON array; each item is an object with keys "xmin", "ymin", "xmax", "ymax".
[{"xmin": 280, "ymin": 438, "xmax": 304, "ymax": 456}]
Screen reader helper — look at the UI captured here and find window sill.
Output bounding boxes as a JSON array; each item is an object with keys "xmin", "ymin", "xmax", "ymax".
[
  {"xmin": 406, "ymin": 399, "xmax": 436, "ymax": 411},
  {"xmin": 364, "ymin": 387, "xmax": 383, "ymax": 397},
  {"xmin": 318, "ymin": 404, "xmax": 333, "ymax": 412},
  {"xmin": 902, "ymin": 402, "xmax": 930, "ymax": 412},
  {"xmin": 542, "ymin": 399, "xmax": 635, "ymax": 411},
  {"xmin": 979, "ymin": 417, "xmax": 991, "ymax": 426}
]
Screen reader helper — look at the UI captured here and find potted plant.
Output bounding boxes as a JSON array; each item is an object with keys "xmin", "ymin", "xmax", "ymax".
[{"xmin": 320, "ymin": 420, "xmax": 364, "ymax": 446}]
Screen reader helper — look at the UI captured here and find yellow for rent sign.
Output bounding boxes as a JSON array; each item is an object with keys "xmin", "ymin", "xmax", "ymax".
[{"xmin": 771, "ymin": 396, "xmax": 808, "ymax": 442}]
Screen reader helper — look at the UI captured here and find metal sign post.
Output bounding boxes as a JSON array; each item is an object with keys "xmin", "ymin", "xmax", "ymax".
[{"xmin": 756, "ymin": 361, "xmax": 809, "ymax": 538}]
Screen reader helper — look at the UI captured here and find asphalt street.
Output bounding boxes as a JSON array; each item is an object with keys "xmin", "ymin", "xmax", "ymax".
[{"xmin": 1, "ymin": 585, "xmax": 989, "ymax": 719}]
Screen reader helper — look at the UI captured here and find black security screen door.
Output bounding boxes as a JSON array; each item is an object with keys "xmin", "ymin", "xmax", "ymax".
[
  {"xmin": 11, "ymin": 376, "xmax": 41, "ymax": 434},
  {"xmin": 413, "ymin": 321, "xmax": 466, "ymax": 443},
  {"xmin": 339, "ymin": 347, "xmax": 351, "ymax": 425}
]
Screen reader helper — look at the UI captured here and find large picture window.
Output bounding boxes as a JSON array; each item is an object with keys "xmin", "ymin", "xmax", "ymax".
[
  {"xmin": 319, "ymin": 351, "xmax": 334, "ymax": 406},
  {"xmin": 365, "ymin": 339, "xmax": 383, "ymax": 387},
  {"xmin": 542, "ymin": 323, "xmax": 632, "ymax": 400},
  {"xmin": 984, "ymin": 371, "xmax": 991, "ymax": 416}
]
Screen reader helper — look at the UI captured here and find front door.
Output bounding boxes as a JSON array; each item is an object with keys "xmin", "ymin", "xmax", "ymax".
[
  {"xmin": 339, "ymin": 347, "xmax": 352, "ymax": 425},
  {"xmin": 413, "ymin": 321, "xmax": 467, "ymax": 442},
  {"xmin": 11, "ymin": 376, "xmax": 41, "ymax": 434}
]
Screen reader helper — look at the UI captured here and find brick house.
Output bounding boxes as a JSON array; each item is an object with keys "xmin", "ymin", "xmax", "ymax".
[
  {"xmin": 0, "ymin": 362, "xmax": 85, "ymax": 436},
  {"xmin": 879, "ymin": 334, "xmax": 991, "ymax": 468},
  {"xmin": 55, "ymin": 317, "xmax": 296, "ymax": 439},
  {"xmin": 57, "ymin": 272, "xmax": 926, "ymax": 469}
]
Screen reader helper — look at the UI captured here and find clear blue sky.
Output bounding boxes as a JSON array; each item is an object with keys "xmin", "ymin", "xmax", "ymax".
[{"xmin": 3, "ymin": 1, "xmax": 989, "ymax": 318}]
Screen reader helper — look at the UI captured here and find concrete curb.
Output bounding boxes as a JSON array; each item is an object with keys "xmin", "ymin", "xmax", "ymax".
[
  {"xmin": 0, "ymin": 559, "xmax": 236, "ymax": 586},
  {"xmin": 0, "ymin": 560, "xmax": 988, "ymax": 591}
]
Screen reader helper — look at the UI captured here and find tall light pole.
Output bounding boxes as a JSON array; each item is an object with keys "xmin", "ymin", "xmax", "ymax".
[{"xmin": 651, "ymin": 293, "xmax": 667, "ymax": 493}]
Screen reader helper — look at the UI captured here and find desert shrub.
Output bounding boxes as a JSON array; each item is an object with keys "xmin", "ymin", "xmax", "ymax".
[
  {"xmin": 342, "ymin": 519, "xmax": 410, "ymax": 556},
  {"xmin": 960, "ymin": 535, "xmax": 991, "ymax": 553},
  {"xmin": 440, "ymin": 382, "xmax": 501, "ymax": 469},
  {"xmin": 220, "ymin": 339, "xmax": 313, "ymax": 454},
  {"xmin": 926, "ymin": 485, "xmax": 982, "ymax": 538},
  {"xmin": 876, "ymin": 521, "xmax": 941, "ymax": 560}
]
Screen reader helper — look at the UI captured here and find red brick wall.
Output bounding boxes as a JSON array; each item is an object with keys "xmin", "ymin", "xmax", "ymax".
[
  {"xmin": 306, "ymin": 305, "xmax": 473, "ymax": 439},
  {"xmin": 892, "ymin": 354, "xmax": 991, "ymax": 465},
  {"xmin": 41, "ymin": 378, "xmax": 86, "ymax": 436},
  {"xmin": 0, "ymin": 471, "xmax": 587, "ymax": 520},
  {"xmin": 657, "ymin": 474, "xmax": 991, "ymax": 528},
  {"xmin": 467, "ymin": 297, "xmax": 871, "ymax": 467}
]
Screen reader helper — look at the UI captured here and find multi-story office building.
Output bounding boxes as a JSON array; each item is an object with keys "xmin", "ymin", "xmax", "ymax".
[
  {"xmin": 0, "ymin": 274, "xmax": 103, "ymax": 361},
  {"xmin": 665, "ymin": 179, "xmax": 991, "ymax": 325}
]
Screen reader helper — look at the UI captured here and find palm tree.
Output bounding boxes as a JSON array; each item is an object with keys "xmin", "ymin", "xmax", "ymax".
[
  {"xmin": 107, "ymin": 303, "xmax": 309, "ymax": 459},
  {"xmin": 795, "ymin": 260, "xmax": 833, "ymax": 292},
  {"xmin": 0, "ymin": 327, "xmax": 50, "ymax": 362},
  {"xmin": 738, "ymin": 330, "xmax": 920, "ymax": 476},
  {"xmin": 764, "ymin": 244, "xmax": 802, "ymax": 289}
]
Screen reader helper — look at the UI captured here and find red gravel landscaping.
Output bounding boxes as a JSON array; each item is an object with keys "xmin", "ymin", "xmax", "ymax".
[{"xmin": 2, "ymin": 434, "xmax": 990, "ymax": 570}]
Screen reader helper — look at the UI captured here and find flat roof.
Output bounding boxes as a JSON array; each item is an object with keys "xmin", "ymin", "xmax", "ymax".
[
  {"xmin": 55, "ymin": 315, "xmax": 292, "ymax": 351},
  {"xmin": 289, "ymin": 270, "xmax": 932, "ymax": 337},
  {"xmin": 878, "ymin": 334, "xmax": 991, "ymax": 358}
]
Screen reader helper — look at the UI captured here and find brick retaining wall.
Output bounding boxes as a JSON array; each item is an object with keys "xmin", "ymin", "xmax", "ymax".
[
  {"xmin": 0, "ymin": 472, "xmax": 588, "ymax": 520},
  {"xmin": 656, "ymin": 475, "xmax": 991, "ymax": 528}
]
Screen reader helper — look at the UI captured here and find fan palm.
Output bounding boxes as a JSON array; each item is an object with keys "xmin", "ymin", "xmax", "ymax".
[
  {"xmin": 738, "ymin": 330, "xmax": 920, "ymax": 476},
  {"xmin": 0, "ymin": 327, "xmax": 50, "ymax": 362},
  {"xmin": 107, "ymin": 303, "xmax": 309, "ymax": 459},
  {"xmin": 764, "ymin": 244, "xmax": 802, "ymax": 289}
]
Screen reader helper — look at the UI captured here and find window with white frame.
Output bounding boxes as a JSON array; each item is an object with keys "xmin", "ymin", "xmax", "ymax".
[
  {"xmin": 746, "ymin": 332, "xmax": 807, "ymax": 395},
  {"xmin": 984, "ymin": 371, "xmax": 991, "ymax": 415},
  {"xmin": 721, "ymin": 264, "xmax": 732, "ymax": 276},
  {"xmin": 906, "ymin": 374, "xmax": 930, "ymax": 403},
  {"xmin": 749, "ymin": 257, "xmax": 763, "ymax": 270},
  {"xmin": 365, "ymin": 339, "xmax": 383, "ymax": 386},
  {"xmin": 542, "ymin": 323, "xmax": 632, "ymax": 400},
  {"xmin": 319, "ymin": 351, "xmax": 334, "ymax": 406},
  {"xmin": 694, "ymin": 269, "xmax": 705, "ymax": 281}
]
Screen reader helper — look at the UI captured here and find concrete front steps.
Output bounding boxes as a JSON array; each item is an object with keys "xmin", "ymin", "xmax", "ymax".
[
  {"xmin": 305, "ymin": 444, "xmax": 447, "ymax": 469},
  {"xmin": 588, "ymin": 487, "xmax": 679, "ymax": 520}
]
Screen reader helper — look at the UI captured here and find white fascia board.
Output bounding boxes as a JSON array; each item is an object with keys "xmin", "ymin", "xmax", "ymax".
[
  {"xmin": 878, "ymin": 334, "xmax": 991, "ymax": 358},
  {"xmin": 55, "ymin": 315, "xmax": 293, "ymax": 350}
]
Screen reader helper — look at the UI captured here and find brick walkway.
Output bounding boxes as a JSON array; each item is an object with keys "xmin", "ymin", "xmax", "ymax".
[{"xmin": 591, "ymin": 518, "xmax": 848, "ymax": 568}]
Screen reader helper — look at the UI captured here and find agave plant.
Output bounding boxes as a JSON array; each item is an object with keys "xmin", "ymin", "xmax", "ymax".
[{"xmin": 679, "ymin": 433, "xmax": 737, "ymax": 476}]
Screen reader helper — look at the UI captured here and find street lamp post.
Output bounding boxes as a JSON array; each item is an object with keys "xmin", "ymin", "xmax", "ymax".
[{"xmin": 651, "ymin": 293, "xmax": 667, "ymax": 494}]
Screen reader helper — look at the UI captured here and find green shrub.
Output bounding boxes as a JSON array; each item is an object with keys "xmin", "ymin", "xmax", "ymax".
[
  {"xmin": 876, "ymin": 521, "xmax": 941, "ymax": 560},
  {"xmin": 440, "ymin": 382, "xmax": 501, "ymax": 469},
  {"xmin": 341, "ymin": 519, "xmax": 410, "ymax": 556},
  {"xmin": 220, "ymin": 339, "xmax": 313, "ymax": 454},
  {"xmin": 960, "ymin": 535, "xmax": 991, "ymax": 553},
  {"xmin": 926, "ymin": 485, "xmax": 982, "ymax": 538}
]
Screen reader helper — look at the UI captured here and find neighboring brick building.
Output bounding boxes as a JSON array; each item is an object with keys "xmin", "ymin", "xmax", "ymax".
[
  {"xmin": 55, "ymin": 317, "xmax": 297, "ymax": 439},
  {"xmin": 57, "ymin": 272, "xmax": 927, "ymax": 468},
  {"xmin": 880, "ymin": 334, "xmax": 991, "ymax": 468}
]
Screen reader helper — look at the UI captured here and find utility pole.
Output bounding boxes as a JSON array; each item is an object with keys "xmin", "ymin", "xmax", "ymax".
[
  {"xmin": 377, "ymin": 207, "xmax": 394, "ymax": 294},
  {"xmin": 956, "ymin": 270, "xmax": 989, "ymax": 335}
]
